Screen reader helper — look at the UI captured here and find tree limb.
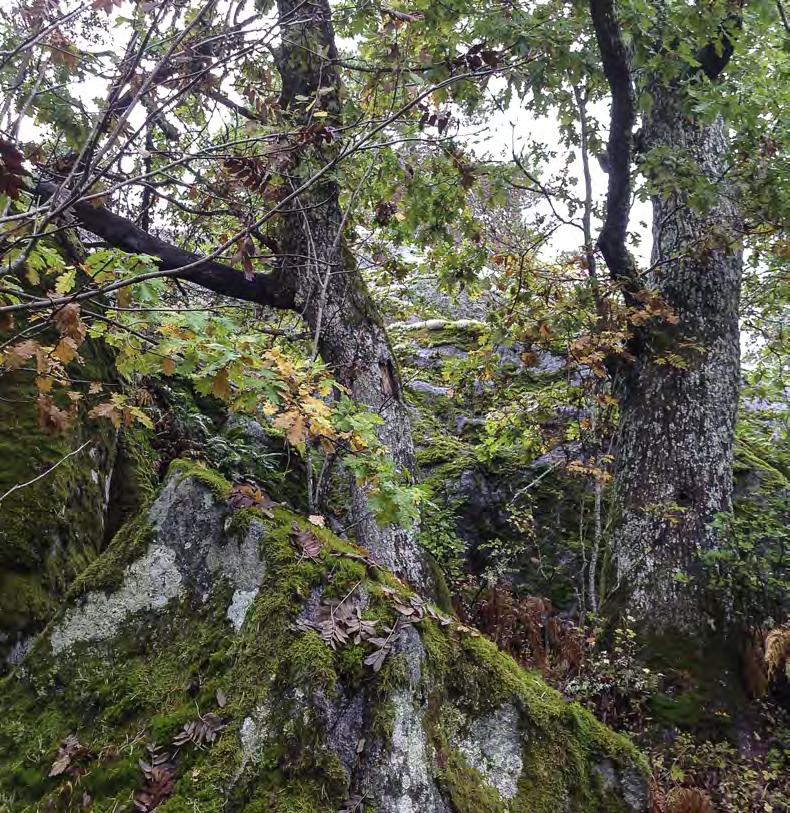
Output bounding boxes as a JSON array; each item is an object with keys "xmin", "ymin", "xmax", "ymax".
[
  {"xmin": 589, "ymin": 0, "xmax": 639, "ymax": 298},
  {"xmin": 33, "ymin": 180, "xmax": 294, "ymax": 310}
]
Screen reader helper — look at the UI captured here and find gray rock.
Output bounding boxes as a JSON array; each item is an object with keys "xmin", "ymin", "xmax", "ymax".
[
  {"xmin": 50, "ymin": 471, "xmax": 266, "ymax": 654},
  {"xmin": 408, "ymin": 380, "xmax": 453, "ymax": 399},
  {"xmin": 365, "ymin": 690, "xmax": 449, "ymax": 813},
  {"xmin": 457, "ymin": 703, "xmax": 524, "ymax": 799},
  {"xmin": 50, "ymin": 544, "xmax": 183, "ymax": 654}
]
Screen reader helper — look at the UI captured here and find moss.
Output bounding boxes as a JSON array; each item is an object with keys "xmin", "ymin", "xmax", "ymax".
[
  {"xmin": 67, "ymin": 509, "xmax": 153, "ymax": 600},
  {"xmin": 323, "ymin": 555, "xmax": 368, "ymax": 599},
  {"xmin": 438, "ymin": 745, "xmax": 507, "ymax": 813},
  {"xmin": 103, "ymin": 425, "xmax": 159, "ymax": 540},
  {"xmin": 0, "ymin": 368, "xmax": 118, "ymax": 661},
  {"xmin": 0, "ymin": 572, "xmax": 54, "ymax": 630},
  {"xmin": 167, "ymin": 458, "xmax": 232, "ymax": 499},
  {"xmin": 424, "ymin": 552, "xmax": 454, "ymax": 614},
  {"xmin": 648, "ymin": 691, "xmax": 703, "ymax": 728},
  {"xmin": 390, "ymin": 320, "xmax": 485, "ymax": 353},
  {"xmin": 226, "ymin": 506, "xmax": 261, "ymax": 538},
  {"xmin": 284, "ymin": 631, "xmax": 337, "ymax": 694},
  {"xmin": 334, "ymin": 643, "xmax": 366, "ymax": 687},
  {"xmin": 0, "ymin": 469, "xmax": 645, "ymax": 813},
  {"xmin": 420, "ymin": 619, "xmax": 453, "ymax": 686}
]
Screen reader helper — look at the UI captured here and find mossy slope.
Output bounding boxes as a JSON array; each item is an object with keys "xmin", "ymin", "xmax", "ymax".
[{"xmin": 0, "ymin": 467, "xmax": 647, "ymax": 812}]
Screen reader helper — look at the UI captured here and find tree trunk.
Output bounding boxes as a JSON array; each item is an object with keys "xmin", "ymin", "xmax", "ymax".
[
  {"xmin": 613, "ymin": 85, "xmax": 742, "ymax": 632},
  {"xmin": 274, "ymin": 0, "xmax": 426, "ymax": 586}
]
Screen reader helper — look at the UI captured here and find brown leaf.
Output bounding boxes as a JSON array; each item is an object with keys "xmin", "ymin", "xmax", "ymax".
[
  {"xmin": 52, "ymin": 336, "xmax": 79, "ymax": 365},
  {"xmin": 227, "ymin": 483, "xmax": 277, "ymax": 515},
  {"xmin": 290, "ymin": 523, "xmax": 322, "ymax": 558},
  {"xmin": 3, "ymin": 339, "xmax": 38, "ymax": 370},
  {"xmin": 49, "ymin": 734, "xmax": 88, "ymax": 777},
  {"xmin": 211, "ymin": 367, "xmax": 231, "ymax": 400},
  {"xmin": 364, "ymin": 646, "xmax": 390, "ymax": 672},
  {"xmin": 37, "ymin": 393, "xmax": 72, "ymax": 434},
  {"xmin": 53, "ymin": 303, "xmax": 86, "ymax": 343},
  {"xmin": 89, "ymin": 400, "xmax": 122, "ymax": 429},
  {"xmin": 272, "ymin": 408, "xmax": 307, "ymax": 448},
  {"xmin": 172, "ymin": 713, "xmax": 226, "ymax": 748}
]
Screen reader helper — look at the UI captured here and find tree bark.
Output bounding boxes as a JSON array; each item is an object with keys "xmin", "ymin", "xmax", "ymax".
[
  {"xmin": 613, "ymin": 85, "xmax": 743, "ymax": 632},
  {"xmin": 273, "ymin": 0, "xmax": 426, "ymax": 586}
]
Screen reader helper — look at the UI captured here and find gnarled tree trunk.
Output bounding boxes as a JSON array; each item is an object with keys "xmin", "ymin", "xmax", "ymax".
[
  {"xmin": 274, "ymin": 0, "xmax": 426, "ymax": 585},
  {"xmin": 613, "ymin": 88, "xmax": 743, "ymax": 632}
]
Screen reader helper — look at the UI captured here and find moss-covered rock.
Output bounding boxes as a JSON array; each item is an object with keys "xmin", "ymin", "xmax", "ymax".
[
  {"xmin": 0, "ymin": 466, "xmax": 647, "ymax": 811},
  {"xmin": 0, "ymin": 335, "xmax": 138, "ymax": 668}
]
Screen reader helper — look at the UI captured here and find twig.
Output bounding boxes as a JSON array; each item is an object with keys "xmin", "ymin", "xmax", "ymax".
[{"xmin": 0, "ymin": 440, "xmax": 92, "ymax": 505}]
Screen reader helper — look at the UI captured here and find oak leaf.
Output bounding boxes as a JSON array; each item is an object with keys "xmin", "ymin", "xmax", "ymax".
[{"xmin": 2, "ymin": 339, "xmax": 38, "ymax": 370}]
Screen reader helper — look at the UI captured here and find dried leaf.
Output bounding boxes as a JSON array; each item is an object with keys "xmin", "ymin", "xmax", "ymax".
[
  {"xmin": 53, "ymin": 303, "xmax": 86, "ymax": 343},
  {"xmin": 89, "ymin": 400, "xmax": 122, "ymax": 429},
  {"xmin": 37, "ymin": 393, "xmax": 72, "ymax": 433},
  {"xmin": 3, "ymin": 339, "xmax": 38, "ymax": 370},
  {"xmin": 52, "ymin": 336, "xmax": 79, "ymax": 365},
  {"xmin": 227, "ymin": 483, "xmax": 277, "ymax": 515},
  {"xmin": 216, "ymin": 688, "xmax": 227, "ymax": 708},
  {"xmin": 291, "ymin": 523, "xmax": 322, "ymax": 558},
  {"xmin": 49, "ymin": 734, "xmax": 88, "ymax": 777},
  {"xmin": 273, "ymin": 408, "xmax": 307, "ymax": 448},
  {"xmin": 364, "ymin": 646, "xmax": 390, "ymax": 672},
  {"xmin": 211, "ymin": 367, "xmax": 231, "ymax": 400},
  {"xmin": 172, "ymin": 713, "xmax": 226, "ymax": 748}
]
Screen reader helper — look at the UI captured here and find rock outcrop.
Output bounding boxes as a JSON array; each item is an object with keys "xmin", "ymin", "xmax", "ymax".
[{"xmin": 0, "ymin": 464, "xmax": 648, "ymax": 811}]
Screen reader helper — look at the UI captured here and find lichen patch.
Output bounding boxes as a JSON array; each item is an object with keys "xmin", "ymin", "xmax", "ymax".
[{"xmin": 50, "ymin": 544, "xmax": 183, "ymax": 654}]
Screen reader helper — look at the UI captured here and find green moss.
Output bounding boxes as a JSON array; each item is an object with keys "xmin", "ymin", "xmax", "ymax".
[
  {"xmin": 67, "ymin": 510, "xmax": 153, "ymax": 599},
  {"xmin": 0, "ymin": 367, "xmax": 118, "ymax": 661},
  {"xmin": 424, "ymin": 552, "xmax": 454, "ymax": 614},
  {"xmin": 284, "ymin": 632, "xmax": 337, "ymax": 694},
  {"xmin": 648, "ymin": 691, "xmax": 703, "ymax": 728},
  {"xmin": 390, "ymin": 321, "xmax": 485, "ymax": 353},
  {"xmin": 420, "ymin": 619, "xmax": 453, "ymax": 685},
  {"xmin": 323, "ymin": 555, "xmax": 368, "ymax": 598},
  {"xmin": 438, "ymin": 745, "xmax": 507, "ymax": 813},
  {"xmin": 226, "ymin": 506, "xmax": 261, "ymax": 538},
  {"xmin": 167, "ymin": 458, "xmax": 232, "ymax": 499},
  {"xmin": 0, "ymin": 572, "xmax": 54, "ymax": 630},
  {"xmin": 0, "ymin": 467, "xmax": 645, "ymax": 813}
]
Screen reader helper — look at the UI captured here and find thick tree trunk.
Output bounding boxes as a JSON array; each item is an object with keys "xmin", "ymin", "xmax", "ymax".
[
  {"xmin": 613, "ymin": 86, "xmax": 743, "ymax": 632},
  {"xmin": 274, "ymin": 0, "xmax": 426, "ymax": 586}
]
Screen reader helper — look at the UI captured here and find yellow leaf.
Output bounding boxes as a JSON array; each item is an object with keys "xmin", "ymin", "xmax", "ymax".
[
  {"xmin": 302, "ymin": 395, "xmax": 330, "ymax": 417},
  {"xmin": 54, "ymin": 268, "xmax": 76, "ymax": 295},
  {"xmin": 52, "ymin": 337, "xmax": 79, "ymax": 364},
  {"xmin": 117, "ymin": 286, "xmax": 132, "ymax": 308},
  {"xmin": 161, "ymin": 357, "xmax": 176, "ymax": 377},
  {"xmin": 273, "ymin": 409, "xmax": 307, "ymax": 448},
  {"xmin": 212, "ymin": 367, "xmax": 231, "ymax": 400}
]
